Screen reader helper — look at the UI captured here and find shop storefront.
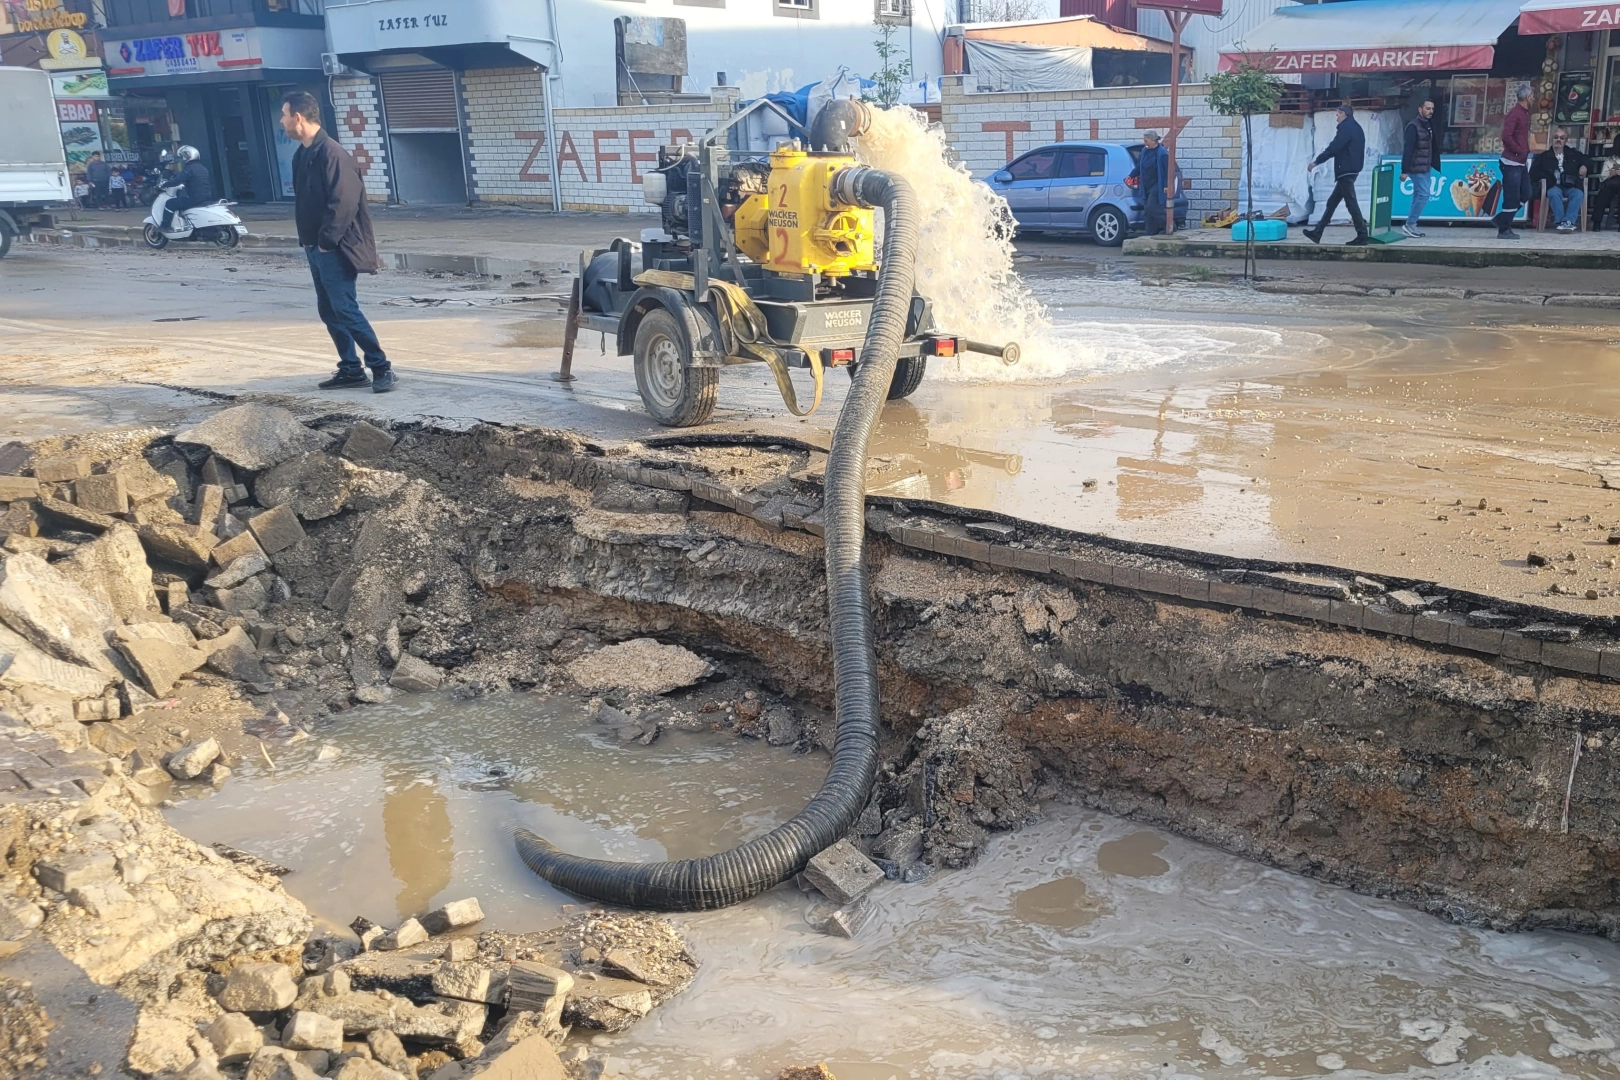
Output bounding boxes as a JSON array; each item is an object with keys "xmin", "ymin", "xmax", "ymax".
[
  {"xmin": 325, "ymin": 0, "xmax": 561, "ymax": 207},
  {"xmin": 1218, "ymin": 0, "xmax": 1574, "ymax": 223},
  {"xmin": 103, "ymin": 24, "xmax": 328, "ymax": 202}
]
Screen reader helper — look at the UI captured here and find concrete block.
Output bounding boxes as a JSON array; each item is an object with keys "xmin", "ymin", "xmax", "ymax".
[
  {"xmin": 1411, "ymin": 614, "xmax": 1453, "ymax": 644},
  {"xmin": 73, "ymin": 473, "xmax": 129, "ymax": 515},
  {"xmin": 1327, "ymin": 600, "xmax": 1365, "ymax": 629},
  {"xmin": 247, "ymin": 505, "xmax": 306, "ymax": 555},
  {"xmin": 1113, "ymin": 566, "xmax": 1148, "ymax": 592},
  {"xmin": 1210, "ymin": 581, "xmax": 1254, "ymax": 608},
  {"xmin": 1599, "ymin": 649, "xmax": 1620, "ymax": 681},
  {"xmin": 1542, "ymin": 641, "xmax": 1601, "ymax": 676},
  {"xmin": 1173, "ymin": 576, "xmax": 1212, "ymax": 603},
  {"xmin": 0, "ymin": 476, "xmax": 39, "ymax": 502},
  {"xmin": 1136, "ymin": 569, "xmax": 1184, "ymax": 597},
  {"xmin": 1054, "ymin": 556, "xmax": 1113, "ymax": 585},
  {"xmin": 33, "ymin": 455, "xmax": 91, "ymax": 483},
  {"xmin": 507, "ymin": 961, "xmax": 573, "ymax": 1011},
  {"xmin": 1362, "ymin": 606, "xmax": 1414, "ymax": 638},
  {"xmin": 211, "ymin": 529, "xmax": 265, "ymax": 568},
  {"xmin": 34, "ymin": 851, "xmax": 116, "ymax": 892},
  {"xmin": 1447, "ymin": 622, "xmax": 1503, "ymax": 655},
  {"xmin": 1009, "ymin": 547, "xmax": 1051, "ymax": 574},
  {"xmin": 803, "ymin": 839, "xmax": 884, "ymax": 905},
  {"xmin": 1273, "ymin": 591, "xmax": 1332, "ymax": 622},
  {"xmin": 420, "ymin": 897, "xmax": 484, "ymax": 935}
]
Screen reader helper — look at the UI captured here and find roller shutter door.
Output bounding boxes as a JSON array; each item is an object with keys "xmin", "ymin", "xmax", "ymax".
[{"xmin": 380, "ymin": 69, "xmax": 459, "ymax": 132}]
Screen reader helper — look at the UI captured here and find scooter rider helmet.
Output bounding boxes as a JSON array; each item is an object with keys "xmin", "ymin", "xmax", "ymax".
[{"xmin": 175, "ymin": 145, "xmax": 200, "ymax": 164}]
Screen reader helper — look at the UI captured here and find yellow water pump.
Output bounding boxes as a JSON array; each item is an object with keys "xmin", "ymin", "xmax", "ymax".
[{"xmin": 732, "ymin": 144, "xmax": 877, "ymax": 278}]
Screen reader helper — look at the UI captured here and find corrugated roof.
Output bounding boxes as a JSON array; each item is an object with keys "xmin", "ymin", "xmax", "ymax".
[{"xmin": 964, "ymin": 14, "xmax": 1173, "ymax": 54}]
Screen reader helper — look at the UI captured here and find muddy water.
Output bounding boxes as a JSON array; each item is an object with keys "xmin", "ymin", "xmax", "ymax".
[{"xmin": 166, "ymin": 694, "xmax": 1620, "ymax": 1079}]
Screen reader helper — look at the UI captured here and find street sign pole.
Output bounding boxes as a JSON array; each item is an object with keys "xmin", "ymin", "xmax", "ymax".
[{"xmin": 1164, "ymin": 9, "xmax": 1190, "ymax": 236}]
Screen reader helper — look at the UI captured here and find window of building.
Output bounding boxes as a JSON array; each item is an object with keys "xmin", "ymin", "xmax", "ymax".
[
  {"xmin": 776, "ymin": 0, "xmax": 818, "ymax": 17},
  {"xmin": 877, "ymin": 0, "xmax": 910, "ymax": 16}
]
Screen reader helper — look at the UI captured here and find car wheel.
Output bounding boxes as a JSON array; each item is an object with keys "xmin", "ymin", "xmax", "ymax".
[
  {"xmin": 1090, "ymin": 206, "xmax": 1125, "ymax": 247},
  {"xmin": 142, "ymin": 224, "xmax": 168, "ymax": 250},
  {"xmin": 633, "ymin": 307, "xmax": 717, "ymax": 427}
]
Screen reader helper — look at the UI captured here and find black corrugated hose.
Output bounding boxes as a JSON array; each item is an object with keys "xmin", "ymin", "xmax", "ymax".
[{"xmin": 513, "ymin": 165, "xmax": 920, "ymax": 911}]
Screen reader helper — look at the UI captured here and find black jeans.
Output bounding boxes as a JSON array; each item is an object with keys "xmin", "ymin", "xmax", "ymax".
[
  {"xmin": 1143, "ymin": 192, "xmax": 1167, "ymax": 236},
  {"xmin": 306, "ymin": 246, "xmax": 389, "ymax": 376},
  {"xmin": 1593, "ymin": 177, "xmax": 1620, "ymax": 229},
  {"xmin": 162, "ymin": 193, "xmax": 199, "ymax": 231},
  {"xmin": 1494, "ymin": 163, "xmax": 1530, "ymax": 232},
  {"xmin": 1314, "ymin": 175, "xmax": 1367, "ymax": 237}
]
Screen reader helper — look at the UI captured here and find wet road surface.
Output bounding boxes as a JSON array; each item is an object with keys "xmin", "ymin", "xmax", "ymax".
[{"xmin": 2, "ymin": 243, "xmax": 1618, "ymax": 610}]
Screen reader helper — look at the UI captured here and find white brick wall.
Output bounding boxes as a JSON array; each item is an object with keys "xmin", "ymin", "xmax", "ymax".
[
  {"xmin": 937, "ymin": 76, "xmax": 1242, "ymax": 215},
  {"xmin": 331, "ymin": 75, "xmax": 389, "ymax": 202},
  {"xmin": 461, "ymin": 69, "xmax": 730, "ymax": 212}
]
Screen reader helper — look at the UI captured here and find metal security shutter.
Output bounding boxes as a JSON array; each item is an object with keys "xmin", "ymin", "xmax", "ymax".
[{"xmin": 380, "ymin": 70, "xmax": 459, "ymax": 132}]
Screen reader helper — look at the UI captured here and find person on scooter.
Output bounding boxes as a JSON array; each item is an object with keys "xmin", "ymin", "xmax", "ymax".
[{"xmin": 162, "ymin": 145, "xmax": 213, "ymax": 232}]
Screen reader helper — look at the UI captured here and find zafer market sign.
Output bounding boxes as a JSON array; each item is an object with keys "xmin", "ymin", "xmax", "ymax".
[
  {"xmin": 107, "ymin": 27, "xmax": 264, "ymax": 78},
  {"xmin": 1218, "ymin": 44, "xmax": 1496, "ymax": 73},
  {"xmin": 1519, "ymin": 2, "xmax": 1620, "ymax": 34}
]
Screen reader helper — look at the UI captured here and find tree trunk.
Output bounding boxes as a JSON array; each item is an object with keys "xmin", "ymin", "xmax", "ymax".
[{"xmin": 1244, "ymin": 112, "xmax": 1256, "ymax": 281}]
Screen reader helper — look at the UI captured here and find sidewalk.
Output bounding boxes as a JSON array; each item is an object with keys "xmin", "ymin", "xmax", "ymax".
[
  {"xmin": 1123, "ymin": 222, "xmax": 1620, "ymax": 270},
  {"xmin": 47, "ymin": 203, "xmax": 652, "ymax": 272}
]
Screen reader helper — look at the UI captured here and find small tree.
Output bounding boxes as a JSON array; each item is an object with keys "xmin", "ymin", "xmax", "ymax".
[
  {"xmin": 1208, "ymin": 61, "xmax": 1284, "ymax": 281},
  {"xmin": 867, "ymin": 18, "xmax": 913, "ymax": 110}
]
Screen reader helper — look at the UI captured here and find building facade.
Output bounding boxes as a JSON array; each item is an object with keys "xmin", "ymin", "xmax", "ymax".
[
  {"xmin": 321, "ymin": 0, "xmax": 953, "ymax": 207},
  {"xmin": 99, "ymin": 0, "xmax": 328, "ymax": 203}
]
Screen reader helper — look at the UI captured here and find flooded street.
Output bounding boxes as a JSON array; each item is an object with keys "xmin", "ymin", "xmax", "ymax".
[
  {"xmin": 5, "ymin": 244, "xmax": 1619, "ymax": 611},
  {"xmin": 167, "ymin": 694, "xmax": 1620, "ymax": 1080}
]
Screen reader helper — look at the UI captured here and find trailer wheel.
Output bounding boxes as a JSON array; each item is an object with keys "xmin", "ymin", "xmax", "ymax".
[
  {"xmin": 633, "ymin": 307, "xmax": 717, "ymax": 427},
  {"xmin": 887, "ymin": 355, "xmax": 926, "ymax": 400},
  {"xmin": 0, "ymin": 224, "xmax": 12, "ymax": 260}
]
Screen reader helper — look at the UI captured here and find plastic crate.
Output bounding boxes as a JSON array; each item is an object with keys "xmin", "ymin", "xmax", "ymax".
[{"xmin": 1231, "ymin": 219, "xmax": 1288, "ymax": 242}]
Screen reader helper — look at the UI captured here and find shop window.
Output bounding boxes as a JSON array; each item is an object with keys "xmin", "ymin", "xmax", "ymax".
[{"xmin": 616, "ymin": 16, "xmax": 690, "ymax": 105}]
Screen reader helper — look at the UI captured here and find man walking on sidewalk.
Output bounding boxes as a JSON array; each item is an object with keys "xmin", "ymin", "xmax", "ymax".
[
  {"xmin": 1303, "ymin": 104, "xmax": 1368, "ymax": 246},
  {"xmin": 1400, "ymin": 100, "xmax": 1437, "ymax": 238},
  {"xmin": 1495, "ymin": 85, "xmax": 1533, "ymax": 240},
  {"xmin": 280, "ymin": 90, "xmax": 395, "ymax": 393}
]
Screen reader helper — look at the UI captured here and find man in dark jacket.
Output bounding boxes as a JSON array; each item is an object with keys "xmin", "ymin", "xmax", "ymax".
[
  {"xmin": 1530, "ymin": 127, "xmax": 1590, "ymax": 232},
  {"xmin": 280, "ymin": 90, "xmax": 394, "ymax": 392},
  {"xmin": 85, "ymin": 152, "xmax": 111, "ymax": 209},
  {"xmin": 1400, "ymin": 100, "xmax": 1437, "ymax": 238},
  {"xmin": 1495, "ymin": 85, "xmax": 1534, "ymax": 240},
  {"xmin": 1303, "ymin": 104, "xmax": 1368, "ymax": 246}
]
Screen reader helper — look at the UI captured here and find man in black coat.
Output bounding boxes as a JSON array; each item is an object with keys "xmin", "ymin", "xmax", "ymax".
[
  {"xmin": 1530, "ymin": 127, "xmax": 1590, "ymax": 232},
  {"xmin": 1303, "ymin": 104, "xmax": 1369, "ymax": 246},
  {"xmin": 280, "ymin": 91, "xmax": 394, "ymax": 392}
]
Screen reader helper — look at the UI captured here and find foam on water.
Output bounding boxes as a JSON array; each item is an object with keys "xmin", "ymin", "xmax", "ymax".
[{"xmin": 853, "ymin": 106, "xmax": 1094, "ymax": 382}]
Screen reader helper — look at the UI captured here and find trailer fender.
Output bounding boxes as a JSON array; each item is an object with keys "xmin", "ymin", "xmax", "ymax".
[{"xmin": 616, "ymin": 287, "xmax": 726, "ymax": 368}]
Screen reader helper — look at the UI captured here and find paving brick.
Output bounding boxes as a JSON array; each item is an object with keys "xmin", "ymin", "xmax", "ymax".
[
  {"xmin": 1542, "ymin": 641, "xmax": 1601, "ymax": 676},
  {"xmin": 1327, "ymin": 600, "xmax": 1365, "ymax": 629},
  {"xmin": 1362, "ymin": 606, "xmax": 1414, "ymax": 638},
  {"xmin": 1411, "ymin": 614, "xmax": 1453, "ymax": 644},
  {"xmin": 1209, "ymin": 580, "xmax": 1253, "ymax": 608},
  {"xmin": 1601, "ymin": 649, "xmax": 1620, "ymax": 680},
  {"xmin": 1009, "ymin": 547, "xmax": 1051, "ymax": 574},
  {"xmin": 73, "ymin": 473, "xmax": 129, "ymax": 515},
  {"xmin": 1447, "ymin": 622, "xmax": 1503, "ymax": 655},
  {"xmin": 247, "ymin": 505, "xmax": 306, "ymax": 555}
]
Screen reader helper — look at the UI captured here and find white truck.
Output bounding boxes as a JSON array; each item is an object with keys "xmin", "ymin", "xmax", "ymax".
[{"xmin": 0, "ymin": 67, "xmax": 71, "ymax": 259}]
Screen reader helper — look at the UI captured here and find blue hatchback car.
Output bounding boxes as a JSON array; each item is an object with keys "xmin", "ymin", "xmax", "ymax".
[{"xmin": 986, "ymin": 142, "xmax": 1189, "ymax": 245}]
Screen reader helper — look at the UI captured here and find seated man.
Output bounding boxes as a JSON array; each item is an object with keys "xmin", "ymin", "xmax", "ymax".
[
  {"xmin": 1592, "ymin": 151, "xmax": 1620, "ymax": 230},
  {"xmin": 1530, "ymin": 128, "xmax": 1589, "ymax": 232}
]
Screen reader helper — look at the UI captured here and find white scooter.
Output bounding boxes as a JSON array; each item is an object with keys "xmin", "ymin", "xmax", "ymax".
[{"xmin": 143, "ymin": 184, "xmax": 248, "ymax": 250}]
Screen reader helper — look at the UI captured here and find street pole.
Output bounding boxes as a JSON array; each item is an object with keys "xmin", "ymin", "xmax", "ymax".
[{"xmin": 1165, "ymin": 9, "xmax": 1189, "ymax": 236}]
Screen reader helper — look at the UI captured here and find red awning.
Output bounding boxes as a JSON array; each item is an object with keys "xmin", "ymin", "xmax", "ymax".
[
  {"xmin": 1219, "ymin": 0, "xmax": 1524, "ymax": 75},
  {"xmin": 1518, "ymin": 0, "xmax": 1620, "ymax": 33}
]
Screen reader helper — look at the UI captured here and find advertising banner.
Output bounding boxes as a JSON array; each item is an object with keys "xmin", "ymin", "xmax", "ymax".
[
  {"xmin": 1380, "ymin": 155, "xmax": 1529, "ymax": 223},
  {"xmin": 107, "ymin": 28, "xmax": 262, "ymax": 79},
  {"xmin": 51, "ymin": 70, "xmax": 109, "ymax": 99},
  {"xmin": 1556, "ymin": 70, "xmax": 1594, "ymax": 125},
  {"xmin": 1219, "ymin": 45, "xmax": 1495, "ymax": 74},
  {"xmin": 1520, "ymin": 1, "xmax": 1620, "ymax": 34}
]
